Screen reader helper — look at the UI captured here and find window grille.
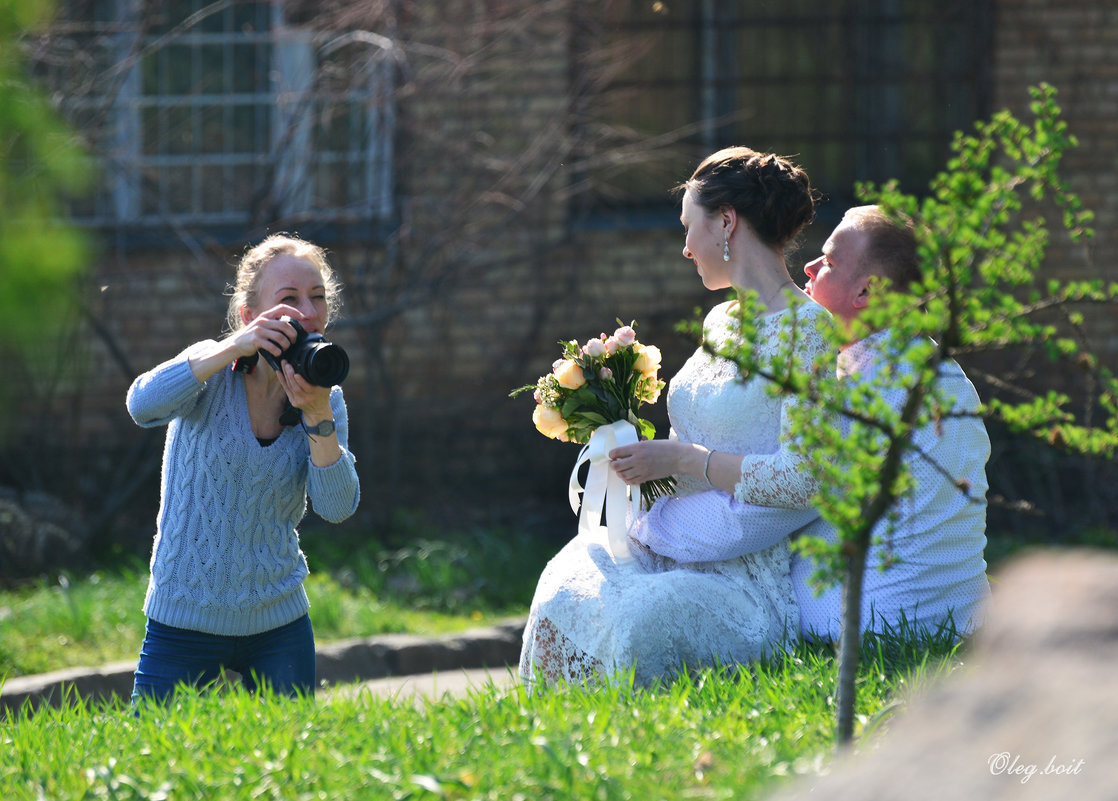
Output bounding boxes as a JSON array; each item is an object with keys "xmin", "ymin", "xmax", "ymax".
[
  {"xmin": 33, "ymin": 0, "xmax": 394, "ymax": 232},
  {"xmin": 573, "ymin": 0, "xmax": 992, "ymax": 220}
]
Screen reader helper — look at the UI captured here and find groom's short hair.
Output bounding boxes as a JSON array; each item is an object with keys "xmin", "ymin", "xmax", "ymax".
[{"xmin": 843, "ymin": 205, "xmax": 919, "ymax": 292}]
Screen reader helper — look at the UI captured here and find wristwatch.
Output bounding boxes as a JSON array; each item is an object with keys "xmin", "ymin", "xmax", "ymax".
[{"xmin": 306, "ymin": 419, "xmax": 336, "ymax": 437}]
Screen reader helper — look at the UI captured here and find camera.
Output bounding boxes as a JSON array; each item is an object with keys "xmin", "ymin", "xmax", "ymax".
[{"xmin": 260, "ymin": 316, "xmax": 350, "ymax": 387}]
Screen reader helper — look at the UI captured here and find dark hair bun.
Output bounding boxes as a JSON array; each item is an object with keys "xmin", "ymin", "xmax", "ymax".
[{"xmin": 684, "ymin": 147, "xmax": 817, "ymax": 249}]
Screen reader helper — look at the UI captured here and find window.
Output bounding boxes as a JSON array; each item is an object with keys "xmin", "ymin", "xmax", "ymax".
[
  {"xmin": 573, "ymin": 0, "xmax": 992, "ymax": 223},
  {"xmin": 34, "ymin": 0, "xmax": 394, "ymax": 234}
]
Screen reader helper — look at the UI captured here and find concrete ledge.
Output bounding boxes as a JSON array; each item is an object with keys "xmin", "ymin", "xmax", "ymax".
[
  {"xmin": 1, "ymin": 661, "xmax": 138, "ymax": 716},
  {"xmin": 314, "ymin": 619, "xmax": 526, "ymax": 687},
  {"xmin": 1, "ymin": 618, "xmax": 526, "ymax": 716}
]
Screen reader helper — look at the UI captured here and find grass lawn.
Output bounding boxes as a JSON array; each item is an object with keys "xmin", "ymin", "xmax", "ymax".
[
  {"xmin": 0, "ymin": 521, "xmax": 545, "ymax": 679},
  {"xmin": 3, "ymin": 516, "xmax": 1082, "ymax": 799},
  {"xmin": 3, "ymin": 521, "xmax": 1098, "ymax": 679},
  {"xmin": 0, "ymin": 633, "xmax": 962, "ymax": 801},
  {"xmin": 0, "ymin": 567, "xmax": 512, "ymax": 678},
  {"xmin": 0, "ymin": 513, "xmax": 974, "ymax": 799}
]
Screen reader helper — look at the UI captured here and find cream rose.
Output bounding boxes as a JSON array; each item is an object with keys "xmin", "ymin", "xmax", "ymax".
[
  {"xmin": 553, "ymin": 358, "xmax": 587, "ymax": 389},
  {"xmin": 633, "ymin": 343, "xmax": 662, "ymax": 375},
  {"xmin": 638, "ymin": 376, "xmax": 663, "ymax": 403},
  {"xmin": 532, "ymin": 404, "xmax": 568, "ymax": 439}
]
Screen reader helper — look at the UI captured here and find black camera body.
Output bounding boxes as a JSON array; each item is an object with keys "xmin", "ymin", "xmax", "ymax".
[{"xmin": 260, "ymin": 316, "xmax": 350, "ymax": 387}]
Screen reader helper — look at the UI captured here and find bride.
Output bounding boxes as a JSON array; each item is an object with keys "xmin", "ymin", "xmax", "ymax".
[{"xmin": 520, "ymin": 147, "xmax": 835, "ymax": 688}]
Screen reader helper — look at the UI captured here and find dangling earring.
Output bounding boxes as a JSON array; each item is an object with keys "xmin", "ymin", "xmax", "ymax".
[{"xmin": 722, "ymin": 234, "xmax": 730, "ymax": 262}]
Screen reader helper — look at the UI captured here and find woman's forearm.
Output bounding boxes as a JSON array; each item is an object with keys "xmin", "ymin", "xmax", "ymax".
[
  {"xmin": 186, "ymin": 338, "xmax": 242, "ymax": 383},
  {"xmin": 667, "ymin": 441, "xmax": 749, "ymax": 497},
  {"xmin": 303, "ymin": 412, "xmax": 343, "ymax": 467},
  {"xmin": 685, "ymin": 448, "xmax": 747, "ymax": 495}
]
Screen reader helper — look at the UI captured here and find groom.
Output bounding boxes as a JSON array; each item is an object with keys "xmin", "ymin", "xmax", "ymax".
[{"xmin": 793, "ymin": 205, "xmax": 991, "ymax": 641}]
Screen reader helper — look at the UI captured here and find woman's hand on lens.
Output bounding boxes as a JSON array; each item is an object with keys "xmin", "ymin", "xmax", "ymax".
[{"xmin": 276, "ymin": 361, "xmax": 332, "ymax": 418}]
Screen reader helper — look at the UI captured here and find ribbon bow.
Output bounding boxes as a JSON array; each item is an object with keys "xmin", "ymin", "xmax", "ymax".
[{"xmin": 568, "ymin": 419, "xmax": 636, "ymax": 564}]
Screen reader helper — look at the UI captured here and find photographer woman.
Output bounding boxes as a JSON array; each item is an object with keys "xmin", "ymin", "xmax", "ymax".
[{"xmin": 126, "ymin": 234, "xmax": 360, "ymax": 703}]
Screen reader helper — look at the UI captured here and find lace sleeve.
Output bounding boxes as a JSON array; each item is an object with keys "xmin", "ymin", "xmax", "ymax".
[
  {"xmin": 631, "ymin": 489, "xmax": 819, "ymax": 563},
  {"xmin": 735, "ymin": 305, "xmax": 836, "ymax": 509}
]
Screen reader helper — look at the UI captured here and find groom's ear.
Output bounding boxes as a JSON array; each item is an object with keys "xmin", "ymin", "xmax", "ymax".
[{"xmin": 851, "ymin": 273, "xmax": 874, "ymax": 311}]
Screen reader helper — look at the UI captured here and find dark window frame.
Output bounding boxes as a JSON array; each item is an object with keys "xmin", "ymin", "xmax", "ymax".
[
  {"xmin": 33, "ymin": 0, "xmax": 395, "ymax": 247},
  {"xmin": 570, "ymin": 0, "xmax": 994, "ymax": 231}
]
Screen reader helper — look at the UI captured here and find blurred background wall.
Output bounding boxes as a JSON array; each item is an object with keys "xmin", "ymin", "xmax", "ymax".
[{"xmin": 4, "ymin": 0, "xmax": 1115, "ymax": 571}]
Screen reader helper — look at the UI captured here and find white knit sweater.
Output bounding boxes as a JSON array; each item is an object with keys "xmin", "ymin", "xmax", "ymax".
[{"xmin": 126, "ymin": 343, "xmax": 360, "ymax": 636}]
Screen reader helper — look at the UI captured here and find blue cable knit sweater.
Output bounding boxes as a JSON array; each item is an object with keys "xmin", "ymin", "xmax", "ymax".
[{"xmin": 126, "ymin": 343, "xmax": 360, "ymax": 636}]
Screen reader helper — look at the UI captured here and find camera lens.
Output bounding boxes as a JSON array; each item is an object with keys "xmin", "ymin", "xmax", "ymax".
[{"xmin": 296, "ymin": 341, "xmax": 350, "ymax": 387}]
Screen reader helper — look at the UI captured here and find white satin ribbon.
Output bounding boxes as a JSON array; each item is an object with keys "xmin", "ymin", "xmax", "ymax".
[{"xmin": 568, "ymin": 419, "xmax": 636, "ymax": 564}]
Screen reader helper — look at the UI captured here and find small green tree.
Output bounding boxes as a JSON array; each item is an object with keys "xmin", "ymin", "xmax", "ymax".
[
  {"xmin": 0, "ymin": 0, "xmax": 89, "ymax": 439},
  {"xmin": 709, "ymin": 84, "xmax": 1116, "ymax": 745}
]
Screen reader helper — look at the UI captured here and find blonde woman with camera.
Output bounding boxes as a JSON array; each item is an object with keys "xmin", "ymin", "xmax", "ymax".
[{"xmin": 126, "ymin": 234, "xmax": 359, "ymax": 704}]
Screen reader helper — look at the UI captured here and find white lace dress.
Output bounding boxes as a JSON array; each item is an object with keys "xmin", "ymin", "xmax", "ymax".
[{"xmin": 519, "ymin": 300, "xmax": 833, "ymax": 688}]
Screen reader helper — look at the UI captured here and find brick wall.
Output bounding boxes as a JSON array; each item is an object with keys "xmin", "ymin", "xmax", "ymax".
[
  {"xmin": 992, "ymin": 0, "xmax": 1118, "ymax": 354},
  {"xmin": 14, "ymin": 0, "xmax": 1118, "ymax": 539}
]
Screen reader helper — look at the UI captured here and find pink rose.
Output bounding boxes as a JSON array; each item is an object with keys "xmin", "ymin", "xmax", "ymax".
[
  {"xmin": 553, "ymin": 358, "xmax": 587, "ymax": 390},
  {"xmin": 598, "ymin": 366, "xmax": 613, "ymax": 380},
  {"xmin": 583, "ymin": 338, "xmax": 607, "ymax": 358},
  {"xmin": 533, "ymin": 404, "xmax": 568, "ymax": 439},
  {"xmin": 603, "ymin": 336, "xmax": 620, "ymax": 355},
  {"xmin": 614, "ymin": 325, "xmax": 637, "ymax": 347}
]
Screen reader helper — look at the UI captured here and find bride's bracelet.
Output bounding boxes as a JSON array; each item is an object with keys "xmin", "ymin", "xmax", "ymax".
[{"xmin": 703, "ymin": 449, "xmax": 716, "ymax": 488}]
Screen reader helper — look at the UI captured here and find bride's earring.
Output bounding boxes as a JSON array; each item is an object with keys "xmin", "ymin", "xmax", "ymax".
[{"xmin": 722, "ymin": 233, "xmax": 730, "ymax": 262}]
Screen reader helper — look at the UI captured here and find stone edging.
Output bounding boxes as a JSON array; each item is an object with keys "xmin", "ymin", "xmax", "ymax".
[{"xmin": 1, "ymin": 618, "xmax": 526, "ymax": 716}]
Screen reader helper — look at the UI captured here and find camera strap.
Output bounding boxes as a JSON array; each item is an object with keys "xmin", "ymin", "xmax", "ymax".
[
  {"xmin": 279, "ymin": 401, "xmax": 302, "ymax": 428},
  {"xmin": 232, "ymin": 353, "xmax": 259, "ymax": 374}
]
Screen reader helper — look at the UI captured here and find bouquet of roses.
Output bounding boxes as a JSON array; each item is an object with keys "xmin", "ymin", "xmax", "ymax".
[{"xmin": 511, "ymin": 321, "xmax": 676, "ymax": 510}]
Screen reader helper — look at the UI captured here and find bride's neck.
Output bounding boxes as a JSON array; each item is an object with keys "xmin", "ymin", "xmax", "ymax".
[{"xmin": 732, "ymin": 251, "xmax": 794, "ymax": 306}]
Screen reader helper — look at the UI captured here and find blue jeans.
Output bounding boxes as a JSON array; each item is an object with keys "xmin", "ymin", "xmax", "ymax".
[{"xmin": 131, "ymin": 614, "xmax": 316, "ymax": 704}]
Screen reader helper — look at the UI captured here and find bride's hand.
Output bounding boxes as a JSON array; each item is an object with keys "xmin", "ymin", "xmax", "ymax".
[{"xmin": 609, "ymin": 440, "xmax": 700, "ymax": 485}]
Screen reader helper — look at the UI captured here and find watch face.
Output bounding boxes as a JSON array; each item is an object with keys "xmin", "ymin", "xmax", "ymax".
[{"xmin": 312, "ymin": 420, "xmax": 335, "ymax": 436}]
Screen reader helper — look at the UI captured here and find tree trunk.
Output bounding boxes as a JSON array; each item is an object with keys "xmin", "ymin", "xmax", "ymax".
[{"xmin": 835, "ymin": 534, "xmax": 869, "ymax": 745}]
